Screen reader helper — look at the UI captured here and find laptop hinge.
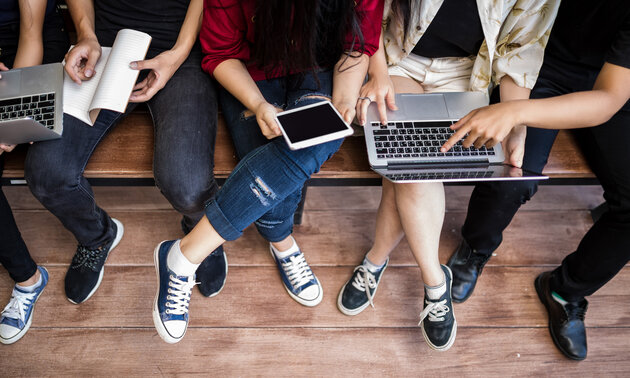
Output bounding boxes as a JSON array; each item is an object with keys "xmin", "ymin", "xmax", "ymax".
[{"xmin": 387, "ymin": 159, "xmax": 490, "ymax": 170}]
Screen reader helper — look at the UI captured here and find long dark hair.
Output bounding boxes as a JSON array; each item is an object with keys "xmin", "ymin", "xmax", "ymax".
[{"xmin": 251, "ymin": 0, "xmax": 366, "ymax": 79}]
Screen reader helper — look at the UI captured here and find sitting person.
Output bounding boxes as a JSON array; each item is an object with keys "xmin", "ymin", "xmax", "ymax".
[
  {"xmin": 336, "ymin": 0, "xmax": 559, "ymax": 351},
  {"xmin": 0, "ymin": 0, "xmax": 68, "ymax": 344},
  {"xmin": 151, "ymin": 0, "xmax": 383, "ymax": 344},
  {"xmin": 441, "ymin": 0, "xmax": 630, "ymax": 361},
  {"xmin": 24, "ymin": 0, "xmax": 227, "ymax": 305}
]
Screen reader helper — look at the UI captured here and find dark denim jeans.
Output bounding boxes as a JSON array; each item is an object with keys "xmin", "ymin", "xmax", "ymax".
[
  {"xmin": 25, "ymin": 47, "xmax": 219, "ymax": 249},
  {"xmin": 0, "ymin": 158, "xmax": 37, "ymax": 283},
  {"xmin": 462, "ymin": 59, "xmax": 630, "ymax": 301},
  {"xmin": 208, "ymin": 70, "xmax": 342, "ymax": 242}
]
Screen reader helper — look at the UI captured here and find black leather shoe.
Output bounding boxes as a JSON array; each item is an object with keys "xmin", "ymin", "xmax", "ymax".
[
  {"xmin": 535, "ymin": 271, "xmax": 588, "ymax": 361},
  {"xmin": 446, "ymin": 240, "xmax": 491, "ymax": 303},
  {"xmin": 195, "ymin": 246, "xmax": 228, "ymax": 297}
]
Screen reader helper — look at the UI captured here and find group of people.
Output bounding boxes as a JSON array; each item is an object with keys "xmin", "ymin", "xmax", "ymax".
[{"xmin": 0, "ymin": 0, "xmax": 628, "ymax": 361}]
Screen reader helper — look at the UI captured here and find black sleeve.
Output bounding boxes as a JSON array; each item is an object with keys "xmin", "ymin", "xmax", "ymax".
[{"xmin": 606, "ymin": 14, "xmax": 630, "ymax": 69}]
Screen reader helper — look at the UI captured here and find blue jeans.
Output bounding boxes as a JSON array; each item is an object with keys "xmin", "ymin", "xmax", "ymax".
[
  {"xmin": 25, "ymin": 47, "xmax": 219, "ymax": 249},
  {"xmin": 207, "ymin": 70, "xmax": 342, "ymax": 242}
]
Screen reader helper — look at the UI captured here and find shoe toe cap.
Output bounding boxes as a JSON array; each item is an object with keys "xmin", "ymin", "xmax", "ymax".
[
  {"xmin": 0, "ymin": 323, "xmax": 21, "ymax": 340},
  {"xmin": 298, "ymin": 284, "xmax": 322, "ymax": 302},
  {"xmin": 163, "ymin": 320, "xmax": 187, "ymax": 339}
]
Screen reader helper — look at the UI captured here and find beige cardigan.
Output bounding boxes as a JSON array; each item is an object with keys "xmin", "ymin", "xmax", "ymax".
[{"xmin": 382, "ymin": 0, "xmax": 560, "ymax": 93}]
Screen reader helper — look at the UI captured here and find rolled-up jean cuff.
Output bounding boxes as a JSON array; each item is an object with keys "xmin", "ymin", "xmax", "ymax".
[{"xmin": 204, "ymin": 199, "xmax": 243, "ymax": 241}]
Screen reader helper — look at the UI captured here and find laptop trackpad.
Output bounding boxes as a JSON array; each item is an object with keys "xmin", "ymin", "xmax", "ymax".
[
  {"xmin": 400, "ymin": 93, "xmax": 448, "ymax": 120},
  {"xmin": 0, "ymin": 70, "xmax": 21, "ymax": 97}
]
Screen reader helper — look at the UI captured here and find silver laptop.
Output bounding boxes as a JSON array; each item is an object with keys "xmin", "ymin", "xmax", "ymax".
[
  {"xmin": 364, "ymin": 92, "xmax": 547, "ymax": 183},
  {"xmin": 0, "ymin": 63, "xmax": 63, "ymax": 144}
]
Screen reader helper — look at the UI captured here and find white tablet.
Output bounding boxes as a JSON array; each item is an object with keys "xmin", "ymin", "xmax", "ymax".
[{"xmin": 275, "ymin": 101, "xmax": 354, "ymax": 150}]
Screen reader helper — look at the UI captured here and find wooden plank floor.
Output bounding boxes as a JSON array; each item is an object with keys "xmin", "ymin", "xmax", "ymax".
[{"xmin": 1, "ymin": 185, "xmax": 629, "ymax": 376}]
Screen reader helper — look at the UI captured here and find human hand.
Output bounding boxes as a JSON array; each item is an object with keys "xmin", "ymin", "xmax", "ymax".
[
  {"xmin": 64, "ymin": 37, "xmax": 102, "ymax": 84},
  {"xmin": 254, "ymin": 101, "xmax": 283, "ymax": 139},
  {"xmin": 0, "ymin": 144, "xmax": 17, "ymax": 155},
  {"xmin": 356, "ymin": 73, "xmax": 397, "ymax": 126},
  {"xmin": 333, "ymin": 96, "xmax": 359, "ymax": 125},
  {"xmin": 441, "ymin": 101, "xmax": 521, "ymax": 152},
  {"xmin": 0, "ymin": 62, "xmax": 8, "ymax": 79},
  {"xmin": 502, "ymin": 125, "xmax": 526, "ymax": 168},
  {"xmin": 129, "ymin": 50, "xmax": 182, "ymax": 102}
]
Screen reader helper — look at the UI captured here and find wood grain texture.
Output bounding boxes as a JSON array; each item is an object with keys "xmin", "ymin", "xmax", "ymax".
[
  {"xmin": 2, "ymin": 115, "xmax": 594, "ymax": 179},
  {"xmin": 3, "ymin": 185, "xmax": 604, "ymax": 212},
  {"xmin": 0, "ymin": 328, "xmax": 628, "ymax": 376},
  {"xmin": 0, "ymin": 266, "xmax": 627, "ymax": 328},
  {"xmin": 10, "ymin": 209, "xmax": 592, "ymax": 267}
]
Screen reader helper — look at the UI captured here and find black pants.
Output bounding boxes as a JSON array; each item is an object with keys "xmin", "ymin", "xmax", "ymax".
[
  {"xmin": 0, "ymin": 6, "xmax": 68, "ymax": 283},
  {"xmin": 0, "ymin": 158, "xmax": 37, "ymax": 283},
  {"xmin": 462, "ymin": 59, "xmax": 630, "ymax": 302}
]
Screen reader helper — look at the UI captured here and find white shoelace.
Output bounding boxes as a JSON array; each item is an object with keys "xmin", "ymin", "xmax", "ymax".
[
  {"xmin": 351, "ymin": 265, "xmax": 378, "ymax": 308},
  {"xmin": 281, "ymin": 254, "xmax": 315, "ymax": 289},
  {"xmin": 418, "ymin": 299, "xmax": 450, "ymax": 324},
  {"xmin": 165, "ymin": 275, "xmax": 195, "ymax": 315},
  {"xmin": 1, "ymin": 289, "xmax": 37, "ymax": 323}
]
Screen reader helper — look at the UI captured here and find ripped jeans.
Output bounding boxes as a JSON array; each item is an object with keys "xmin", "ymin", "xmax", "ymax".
[{"xmin": 208, "ymin": 69, "xmax": 341, "ymax": 242}]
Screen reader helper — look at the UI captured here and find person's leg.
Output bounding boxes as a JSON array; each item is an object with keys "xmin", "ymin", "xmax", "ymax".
[
  {"xmin": 0, "ymin": 158, "xmax": 48, "ymax": 344},
  {"xmin": 25, "ymin": 110, "xmax": 133, "ymax": 304},
  {"xmin": 147, "ymin": 47, "xmax": 226, "ymax": 297},
  {"xmin": 448, "ymin": 76, "xmax": 565, "ymax": 302}
]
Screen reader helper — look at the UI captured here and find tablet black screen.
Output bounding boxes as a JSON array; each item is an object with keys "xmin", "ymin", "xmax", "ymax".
[{"xmin": 276, "ymin": 103, "xmax": 348, "ymax": 143}]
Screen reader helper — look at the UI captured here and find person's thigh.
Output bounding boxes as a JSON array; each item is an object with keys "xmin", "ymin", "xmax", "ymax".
[
  {"xmin": 148, "ymin": 48, "xmax": 219, "ymax": 217},
  {"xmin": 219, "ymin": 78, "xmax": 287, "ymax": 160}
]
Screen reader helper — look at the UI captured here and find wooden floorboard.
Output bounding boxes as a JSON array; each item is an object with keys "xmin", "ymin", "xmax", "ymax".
[
  {"xmin": 1, "ymin": 186, "xmax": 626, "ymax": 374},
  {"xmin": 11, "ymin": 208, "xmax": 592, "ymax": 267},
  {"xmin": 1, "ymin": 266, "xmax": 627, "ymax": 328},
  {"xmin": 1, "ymin": 328, "xmax": 628, "ymax": 376}
]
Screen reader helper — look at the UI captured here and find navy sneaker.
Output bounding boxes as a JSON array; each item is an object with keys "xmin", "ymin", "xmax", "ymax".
[
  {"xmin": 269, "ymin": 245, "xmax": 322, "ymax": 307},
  {"xmin": 195, "ymin": 246, "xmax": 228, "ymax": 297},
  {"xmin": 153, "ymin": 240, "xmax": 195, "ymax": 344},
  {"xmin": 337, "ymin": 259, "xmax": 389, "ymax": 316},
  {"xmin": 0, "ymin": 266, "xmax": 49, "ymax": 344},
  {"xmin": 65, "ymin": 218, "xmax": 124, "ymax": 304},
  {"xmin": 419, "ymin": 264, "xmax": 457, "ymax": 351}
]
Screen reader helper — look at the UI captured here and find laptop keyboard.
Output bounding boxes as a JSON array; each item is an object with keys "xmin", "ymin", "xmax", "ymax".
[
  {"xmin": 0, "ymin": 93, "xmax": 56, "ymax": 129},
  {"xmin": 385, "ymin": 170, "xmax": 495, "ymax": 181},
  {"xmin": 371, "ymin": 121, "xmax": 495, "ymax": 159}
]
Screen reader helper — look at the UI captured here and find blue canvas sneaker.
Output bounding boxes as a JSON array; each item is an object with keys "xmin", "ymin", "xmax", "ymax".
[
  {"xmin": 269, "ymin": 245, "xmax": 322, "ymax": 307},
  {"xmin": 153, "ymin": 240, "xmax": 195, "ymax": 344},
  {"xmin": 0, "ymin": 266, "xmax": 49, "ymax": 345}
]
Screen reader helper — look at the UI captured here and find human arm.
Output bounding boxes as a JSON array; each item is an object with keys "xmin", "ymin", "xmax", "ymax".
[
  {"xmin": 334, "ymin": 53, "xmax": 371, "ymax": 124},
  {"xmin": 64, "ymin": 0, "xmax": 101, "ymax": 83},
  {"xmin": 129, "ymin": 0, "xmax": 203, "ymax": 102},
  {"xmin": 13, "ymin": 0, "xmax": 47, "ymax": 68},
  {"xmin": 213, "ymin": 59, "xmax": 283, "ymax": 139},
  {"xmin": 441, "ymin": 63, "xmax": 630, "ymax": 151},
  {"xmin": 355, "ymin": 32, "xmax": 398, "ymax": 126},
  {"xmin": 497, "ymin": 76, "xmax": 531, "ymax": 167}
]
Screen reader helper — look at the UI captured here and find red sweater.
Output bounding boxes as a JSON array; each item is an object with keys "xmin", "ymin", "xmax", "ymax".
[{"xmin": 200, "ymin": 0, "xmax": 384, "ymax": 81}]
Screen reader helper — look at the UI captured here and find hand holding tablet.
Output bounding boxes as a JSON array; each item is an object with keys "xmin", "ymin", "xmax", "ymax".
[{"xmin": 275, "ymin": 101, "xmax": 354, "ymax": 150}]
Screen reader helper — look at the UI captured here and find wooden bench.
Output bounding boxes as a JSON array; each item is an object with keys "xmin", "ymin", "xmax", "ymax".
[
  {"xmin": 2, "ymin": 107, "xmax": 595, "ymax": 183},
  {"xmin": 1, "ymin": 107, "xmax": 597, "ymax": 221}
]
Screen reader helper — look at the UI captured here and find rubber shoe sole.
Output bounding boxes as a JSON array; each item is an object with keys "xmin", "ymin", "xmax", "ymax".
[
  {"xmin": 67, "ymin": 218, "xmax": 124, "ymax": 305},
  {"xmin": 152, "ymin": 241, "xmax": 186, "ymax": 344}
]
